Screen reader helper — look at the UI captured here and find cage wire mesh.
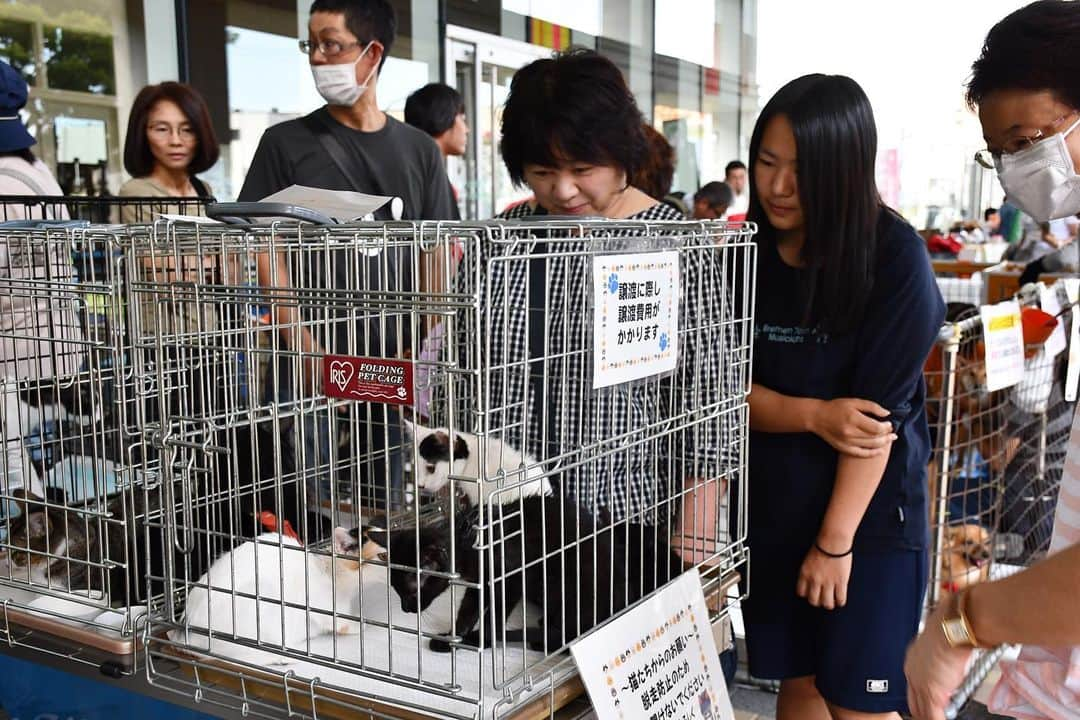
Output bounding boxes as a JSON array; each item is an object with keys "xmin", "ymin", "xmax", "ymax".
[
  {"xmin": 923, "ymin": 282, "xmax": 1076, "ymax": 718},
  {"xmin": 120, "ymin": 217, "xmax": 755, "ymax": 720},
  {"xmin": 0, "ymin": 197, "xmax": 212, "ymax": 668}
]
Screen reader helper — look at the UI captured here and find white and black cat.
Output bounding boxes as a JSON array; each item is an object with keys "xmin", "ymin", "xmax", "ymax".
[
  {"xmin": 404, "ymin": 418, "xmax": 552, "ymax": 507},
  {"xmin": 367, "ymin": 496, "xmax": 686, "ymax": 653},
  {"xmin": 181, "ymin": 528, "xmax": 363, "ymax": 665}
]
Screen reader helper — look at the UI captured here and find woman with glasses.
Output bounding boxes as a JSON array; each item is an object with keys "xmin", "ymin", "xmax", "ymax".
[
  {"xmin": 119, "ymin": 82, "xmax": 219, "ymax": 222},
  {"xmin": 905, "ymin": 3, "xmax": 1080, "ymax": 719},
  {"xmin": 744, "ymin": 73, "xmax": 945, "ymax": 720}
]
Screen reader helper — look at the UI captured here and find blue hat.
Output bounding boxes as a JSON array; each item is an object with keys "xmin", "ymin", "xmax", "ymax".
[{"xmin": 0, "ymin": 61, "xmax": 36, "ymax": 152}]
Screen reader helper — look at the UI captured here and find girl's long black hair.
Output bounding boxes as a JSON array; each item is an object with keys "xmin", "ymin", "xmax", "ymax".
[{"xmin": 748, "ymin": 74, "xmax": 883, "ymax": 335}]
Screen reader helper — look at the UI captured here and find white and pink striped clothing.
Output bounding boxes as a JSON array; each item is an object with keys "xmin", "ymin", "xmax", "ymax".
[{"xmin": 988, "ymin": 410, "xmax": 1080, "ymax": 719}]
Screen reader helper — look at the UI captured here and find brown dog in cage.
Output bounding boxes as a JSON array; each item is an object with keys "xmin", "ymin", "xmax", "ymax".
[{"xmin": 938, "ymin": 523, "xmax": 992, "ymax": 594}]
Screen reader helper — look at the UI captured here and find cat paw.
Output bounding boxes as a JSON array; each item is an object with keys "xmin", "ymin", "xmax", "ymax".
[
  {"xmin": 336, "ymin": 621, "xmax": 362, "ymax": 635},
  {"xmin": 429, "ymin": 637, "xmax": 452, "ymax": 653}
]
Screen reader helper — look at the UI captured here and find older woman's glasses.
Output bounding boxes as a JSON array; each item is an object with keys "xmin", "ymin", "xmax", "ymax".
[
  {"xmin": 975, "ymin": 113, "xmax": 1078, "ymax": 170},
  {"xmin": 148, "ymin": 123, "xmax": 195, "ymax": 141},
  {"xmin": 298, "ymin": 39, "xmax": 361, "ymax": 58}
]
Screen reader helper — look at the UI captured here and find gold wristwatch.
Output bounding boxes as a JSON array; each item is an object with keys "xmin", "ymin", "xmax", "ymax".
[{"xmin": 941, "ymin": 589, "xmax": 983, "ymax": 649}]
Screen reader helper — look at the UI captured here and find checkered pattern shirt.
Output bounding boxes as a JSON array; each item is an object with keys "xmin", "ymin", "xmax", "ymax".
[{"xmin": 445, "ymin": 201, "xmax": 746, "ymax": 522}]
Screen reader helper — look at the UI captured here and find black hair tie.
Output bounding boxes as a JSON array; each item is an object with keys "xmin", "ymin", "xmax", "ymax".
[{"xmin": 815, "ymin": 541, "xmax": 853, "ymax": 559}]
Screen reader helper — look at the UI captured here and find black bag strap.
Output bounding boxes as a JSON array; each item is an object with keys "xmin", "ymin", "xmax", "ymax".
[
  {"xmin": 302, "ymin": 112, "xmax": 394, "ymax": 220},
  {"xmin": 189, "ymin": 175, "xmax": 212, "ymax": 199}
]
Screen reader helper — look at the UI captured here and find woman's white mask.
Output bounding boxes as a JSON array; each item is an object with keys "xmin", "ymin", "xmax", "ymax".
[{"xmin": 996, "ymin": 116, "xmax": 1080, "ymax": 223}]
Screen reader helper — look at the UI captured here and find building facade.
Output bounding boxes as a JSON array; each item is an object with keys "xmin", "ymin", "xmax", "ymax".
[{"xmin": 0, "ymin": 0, "xmax": 757, "ymax": 218}]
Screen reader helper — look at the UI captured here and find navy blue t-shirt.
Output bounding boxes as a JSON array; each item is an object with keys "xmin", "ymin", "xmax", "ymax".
[{"xmin": 749, "ymin": 209, "xmax": 946, "ymax": 553}]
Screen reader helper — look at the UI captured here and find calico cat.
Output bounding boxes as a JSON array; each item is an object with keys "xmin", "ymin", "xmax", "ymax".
[
  {"xmin": 404, "ymin": 418, "xmax": 552, "ymax": 507},
  {"xmin": 181, "ymin": 528, "xmax": 363, "ymax": 665},
  {"xmin": 367, "ymin": 496, "xmax": 686, "ymax": 653}
]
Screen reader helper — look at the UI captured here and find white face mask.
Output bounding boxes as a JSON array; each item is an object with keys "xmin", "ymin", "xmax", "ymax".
[
  {"xmin": 311, "ymin": 41, "xmax": 377, "ymax": 107},
  {"xmin": 996, "ymin": 116, "xmax": 1080, "ymax": 223}
]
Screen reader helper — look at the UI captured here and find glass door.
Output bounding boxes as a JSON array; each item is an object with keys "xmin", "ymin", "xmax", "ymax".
[{"xmin": 446, "ymin": 27, "xmax": 550, "ymax": 220}]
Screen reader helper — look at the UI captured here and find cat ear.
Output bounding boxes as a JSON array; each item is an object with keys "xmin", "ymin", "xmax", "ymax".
[
  {"xmin": 332, "ymin": 526, "xmax": 358, "ymax": 555},
  {"xmin": 452, "ymin": 434, "xmax": 470, "ymax": 462},
  {"xmin": 365, "ymin": 528, "xmax": 389, "ymax": 550},
  {"xmin": 10, "ymin": 487, "xmax": 43, "ymax": 518}
]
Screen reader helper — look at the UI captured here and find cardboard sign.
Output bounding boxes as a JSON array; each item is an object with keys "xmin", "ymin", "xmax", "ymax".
[
  {"xmin": 570, "ymin": 569, "xmax": 734, "ymax": 720},
  {"xmin": 980, "ymin": 301, "xmax": 1025, "ymax": 392},
  {"xmin": 594, "ymin": 251, "xmax": 680, "ymax": 389},
  {"xmin": 322, "ymin": 355, "xmax": 414, "ymax": 405}
]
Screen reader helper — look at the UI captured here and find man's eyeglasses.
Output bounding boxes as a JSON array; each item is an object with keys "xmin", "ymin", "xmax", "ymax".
[
  {"xmin": 975, "ymin": 112, "xmax": 1079, "ymax": 169},
  {"xmin": 298, "ymin": 39, "xmax": 363, "ymax": 58}
]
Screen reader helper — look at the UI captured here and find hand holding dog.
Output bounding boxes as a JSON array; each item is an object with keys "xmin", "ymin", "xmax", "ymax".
[
  {"xmin": 796, "ymin": 543, "xmax": 852, "ymax": 610},
  {"xmin": 810, "ymin": 398, "xmax": 895, "ymax": 458}
]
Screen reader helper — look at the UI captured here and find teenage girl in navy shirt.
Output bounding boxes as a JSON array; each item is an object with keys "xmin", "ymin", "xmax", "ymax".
[{"xmin": 743, "ymin": 74, "xmax": 946, "ymax": 719}]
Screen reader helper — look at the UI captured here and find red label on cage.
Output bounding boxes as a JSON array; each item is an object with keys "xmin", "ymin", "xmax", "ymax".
[{"xmin": 322, "ymin": 355, "xmax": 414, "ymax": 405}]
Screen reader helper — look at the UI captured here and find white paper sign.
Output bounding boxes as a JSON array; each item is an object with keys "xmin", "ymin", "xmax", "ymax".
[
  {"xmin": 259, "ymin": 184, "xmax": 396, "ymax": 221},
  {"xmin": 1066, "ymin": 279, "xmax": 1080, "ymax": 402},
  {"xmin": 156, "ymin": 213, "xmax": 222, "ymax": 225},
  {"xmin": 1041, "ymin": 285, "xmax": 1068, "ymax": 358},
  {"xmin": 980, "ymin": 300, "xmax": 1026, "ymax": 392},
  {"xmin": 593, "ymin": 251, "xmax": 679, "ymax": 389},
  {"xmin": 570, "ymin": 569, "xmax": 734, "ymax": 720}
]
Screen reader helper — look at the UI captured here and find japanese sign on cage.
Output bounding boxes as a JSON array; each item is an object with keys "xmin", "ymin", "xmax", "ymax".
[
  {"xmin": 980, "ymin": 300, "xmax": 1025, "ymax": 392},
  {"xmin": 1066, "ymin": 279, "xmax": 1080, "ymax": 402},
  {"xmin": 321, "ymin": 355, "xmax": 414, "ymax": 405},
  {"xmin": 570, "ymin": 569, "xmax": 734, "ymax": 720},
  {"xmin": 593, "ymin": 251, "xmax": 680, "ymax": 389}
]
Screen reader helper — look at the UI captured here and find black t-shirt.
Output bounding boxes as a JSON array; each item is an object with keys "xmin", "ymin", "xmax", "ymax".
[
  {"xmin": 238, "ymin": 107, "xmax": 458, "ymax": 221},
  {"xmin": 750, "ymin": 209, "xmax": 946, "ymax": 552}
]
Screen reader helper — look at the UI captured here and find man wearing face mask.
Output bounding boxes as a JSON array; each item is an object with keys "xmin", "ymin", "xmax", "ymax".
[
  {"xmin": 904, "ymin": 3, "xmax": 1080, "ymax": 720},
  {"xmin": 238, "ymin": 0, "xmax": 456, "ymax": 221},
  {"xmin": 239, "ymin": 0, "xmax": 455, "ymax": 539}
]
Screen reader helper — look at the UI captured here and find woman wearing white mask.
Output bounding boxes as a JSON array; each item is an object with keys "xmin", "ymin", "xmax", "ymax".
[{"xmin": 904, "ymin": 3, "xmax": 1080, "ymax": 719}]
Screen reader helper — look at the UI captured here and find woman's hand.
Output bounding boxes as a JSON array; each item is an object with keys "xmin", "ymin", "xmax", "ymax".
[
  {"xmin": 904, "ymin": 599, "xmax": 972, "ymax": 720},
  {"xmin": 809, "ymin": 398, "xmax": 895, "ymax": 457},
  {"xmin": 796, "ymin": 542, "xmax": 852, "ymax": 610}
]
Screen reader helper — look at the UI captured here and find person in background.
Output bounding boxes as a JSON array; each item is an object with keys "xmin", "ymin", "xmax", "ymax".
[
  {"xmin": 0, "ymin": 63, "xmax": 65, "ymax": 216},
  {"xmin": 982, "ymin": 207, "xmax": 1002, "ymax": 239},
  {"xmin": 404, "ymin": 82, "xmax": 468, "ymax": 160},
  {"xmin": 693, "ymin": 180, "xmax": 734, "ymax": 220},
  {"xmin": 746, "ymin": 73, "xmax": 944, "ymax": 720},
  {"xmin": 0, "ymin": 60, "xmax": 81, "ymax": 506},
  {"xmin": 239, "ymin": 0, "xmax": 455, "ymax": 221},
  {"xmin": 725, "ymin": 159, "xmax": 750, "ymax": 219},
  {"xmin": 634, "ymin": 124, "xmax": 688, "ymax": 216},
  {"xmin": 904, "ymin": 3, "xmax": 1080, "ymax": 719},
  {"xmin": 404, "ymin": 82, "xmax": 467, "ymax": 218},
  {"xmin": 119, "ymin": 82, "xmax": 218, "ymax": 222}
]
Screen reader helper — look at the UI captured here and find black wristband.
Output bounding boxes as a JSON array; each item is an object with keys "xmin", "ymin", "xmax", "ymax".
[{"xmin": 814, "ymin": 541, "xmax": 853, "ymax": 559}]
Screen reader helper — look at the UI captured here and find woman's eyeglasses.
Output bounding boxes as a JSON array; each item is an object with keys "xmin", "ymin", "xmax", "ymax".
[{"xmin": 975, "ymin": 112, "xmax": 1078, "ymax": 169}]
